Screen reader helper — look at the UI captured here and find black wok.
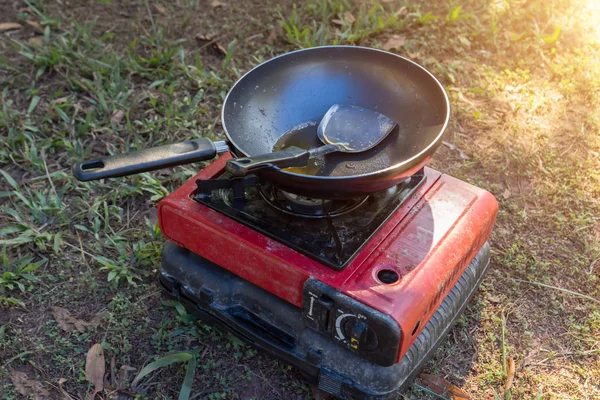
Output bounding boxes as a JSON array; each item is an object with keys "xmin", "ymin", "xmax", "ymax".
[{"xmin": 73, "ymin": 46, "xmax": 449, "ymax": 198}]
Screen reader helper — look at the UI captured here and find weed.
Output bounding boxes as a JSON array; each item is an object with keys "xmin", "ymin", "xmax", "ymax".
[
  {"xmin": 0, "ymin": 247, "xmax": 46, "ymax": 293},
  {"xmin": 95, "ymin": 255, "xmax": 142, "ymax": 286},
  {"xmin": 0, "ymin": 168, "xmax": 63, "ymax": 252},
  {"xmin": 446, "ymin": 6, "xmax": 472, "ymax": 23},
  {"xmin": 307, "ymin": 0, "xmax": 351, "ymax": 21},
  {"xmin": 282, "ymin": 5, "xmax": 335, "ymax": 48},
  {"xmin": 281, "ymin": 1, "xmax": 406, "ymax": 47},
  {"xmin": 417, "ymin": 11, "xmax": 440, "ymax": 25}
]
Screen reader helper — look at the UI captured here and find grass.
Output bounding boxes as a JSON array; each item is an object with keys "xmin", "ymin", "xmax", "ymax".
[{"xmin": 1, "ymin": 0, "xmax": 599, "ymax": 398}]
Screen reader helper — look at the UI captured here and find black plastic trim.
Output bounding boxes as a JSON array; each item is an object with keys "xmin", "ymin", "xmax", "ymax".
[{"xmin": 159, "ymin": 241, "xmax": 491, "ymax": 399}]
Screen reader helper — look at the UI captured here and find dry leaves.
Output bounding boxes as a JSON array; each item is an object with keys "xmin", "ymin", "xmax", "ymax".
[
  {"xmin": 110, "ymin": 109, "xmax": 125, "ymax": 125},
  {"xmin": 419, "ymin": 373, "xmax": 471, "ymax": 399},
  {"xmin": 213, "ymin": 42, "xmax": 227, "ymax": 55},
  {"xmin": 195, "ymin": 33, "xmax": 228, "ymax": 55},
  {"xmin": 29, "ymin": 37, "xmax": 43, "ymax": 46},
  {"xmin": 10, "ymin": 371, "xmax": 50, "ymax": 399},
  {"xmin": 266, "ymin": 25, "xmax": 282, "ymax": 45},
  {"xmin": 211, "ymin": 0, "xmax": 225, "ymax": 7},
  {"xmin": 442, "ymin": 140, "xmax": 470, "ymax": 160},
  {"xmin": 0, "ymin": 22, "xmax": 23, "ymax": 32},
  {"xmin": 51, "ymin": 306, "xmax": 104, "ymax": 333},
  {"xmin": 57, "ymin": 378, "xmax": 77, "ymax": 400},
  {"xmin": 488, "ymin": 295, "xmax": 501, "ymax": 303},
  {"xmin": 382, "ymin": 34, "xmax": 406, "ymax": 51},
  {"xmin": 196, "ymin": 33, "xmax": 214, "ymax": 42},
  {"xmin": 114, "ymin": 364, "xmax": 136, "ymax": 389},
  {"xmin": 154, "ymin": 4, "xmax": 167, "ymax": 14},
  {"xmin": 395, "ymin": 6, "xmax": 408, "ymax": 17},
  {"xmin": 26, "ymin": 20, "xmax": 44, "ymax": 33},
  {"xmin": 502, "ymin": 188, "xmax": 511, "ymax": 200},
  {"xmin": 505, "ymin": 357, "xmax": 516, "ymax": 393},
  {"xmin": 331, "ymin": 11, "xmax": 355, "ymax": 26},
  {"xmin": 344, "ymin": 11, "xmax": 356, "ymax": 24},
  {"xmin": 85, "ymin": 344, "xmax": 105, "ymax": 398}
]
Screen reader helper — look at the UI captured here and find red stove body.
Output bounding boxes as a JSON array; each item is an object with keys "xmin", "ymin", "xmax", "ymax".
[{"xmin": 157, "ymin": 154, "xmax": 498, "ymax": 369}]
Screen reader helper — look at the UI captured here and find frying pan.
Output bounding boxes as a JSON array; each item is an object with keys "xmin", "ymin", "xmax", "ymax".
[{"xmin": 73, "ymin": 46, "xmax": 450, "ymax": 198}]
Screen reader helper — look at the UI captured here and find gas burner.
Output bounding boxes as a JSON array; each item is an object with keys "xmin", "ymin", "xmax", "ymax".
[
  {"xmin": 258, "ymin": 185, "xmax": 369, "ymax": 219},
  {"xmin": 192, "ymin": 168, "xmax": 426, "ymax": 269}
]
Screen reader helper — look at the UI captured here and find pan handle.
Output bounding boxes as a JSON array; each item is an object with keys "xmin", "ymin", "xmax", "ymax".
[
  {"xmin": 226, "ymin": 146, "xmax": 311, "ymax": 176},
  {"xmin": 72, "ymin": 138, "xmax": 228, "ymax": 181}
]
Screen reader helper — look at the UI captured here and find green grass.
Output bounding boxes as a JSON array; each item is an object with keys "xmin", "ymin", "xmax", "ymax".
[{"xmin": 1, "ymin": 0, "xmax": 599, "ymax": 398}]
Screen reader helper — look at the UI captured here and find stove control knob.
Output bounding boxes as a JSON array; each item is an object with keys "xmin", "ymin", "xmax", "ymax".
[{"xmin": 344, "ymin": 319, "xmax": 378, "ymax": 352}]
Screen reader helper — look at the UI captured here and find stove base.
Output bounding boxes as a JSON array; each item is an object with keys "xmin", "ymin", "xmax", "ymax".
[{"xmin": 159, "ymin": 242, "xmax": 490, "ymax": 399}]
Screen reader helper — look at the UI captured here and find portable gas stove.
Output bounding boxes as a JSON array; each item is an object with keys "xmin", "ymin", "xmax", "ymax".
[{"xmin": 157, "ymin": 153, "xmax": 498, "ymax": 399}]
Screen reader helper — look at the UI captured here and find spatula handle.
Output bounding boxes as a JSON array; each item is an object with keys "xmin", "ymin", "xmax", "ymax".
[{"xmin": 226, "ymin": 146, "xmax": 311, "ymax": 176}]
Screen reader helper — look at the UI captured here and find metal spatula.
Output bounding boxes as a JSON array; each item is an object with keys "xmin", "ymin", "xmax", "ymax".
[{"xmin": 226, "ymin": 105, "xmax": 397, "ymax": 176}]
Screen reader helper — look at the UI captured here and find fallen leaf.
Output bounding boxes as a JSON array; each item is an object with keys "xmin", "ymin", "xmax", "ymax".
[
  {"xmin": 85, "ymin": 344, "xmax": 105, "ymax": 397},
  {"xmin": 10, "ymin": 370, "xmax": 50, "ymax": 399},
  {"xmin": 51, "ymin": 306, "xmax": 96, "ymax": 333},
  {"xmin": 154, "ymin": 4, "xmax": 167, "ymax": 14},
  {"xmin": 110, "ymin": 109, "xmax": 125, "ymax": 125},
  {"xmin": 442, "ymin": 140, "xmax": 470, "ymax": 160},
  {"xmin": 418, "ymin": 373, "xmax": 446, "ymax": 395},
  {"xmin": 54, "ymin": 97, "xmax": 69, "ymax": 104},
  {"xmin": 90, "ymin": 311, "xmax": 106, "ymax": 325},
  {"xmin": 504, "ymin": 357, "xmax": 516, "ymax": 393},
  {"xmin": 488, "ymin": 295, "xmax": 501, "ymax": 304},
  {"xmin": 266, "ymin": 25, "xmax": 282, "ymax": 45},
  {"xmin": 26, "ymin": 20, "xmax": 44, "ymax": 33},
  {"xmin": 115, "ymin": 365, "xmax": 136, "ymax": 388},
  {"xmin": 213, "ymin": 42, "xmax": 227, "ymax": 55},
  {"xmin": 52, "ymin": 306, "xmax": 82, "ymax": 332},
  {"xmin": 196, "ymin": 33, "xmax": 215, "ymax": 41},
  {"xmin": 502, "ymin": 188, "xmax": 511, "ymax": 200},
  {"xmin": 344, "ymin": 11, "xmax": 356, "ymax": 24},
  {"xmin": 382, "ymin": 34, "xmax": 406, "ymax": 51},
  {"xmin": 211, "ymin": 0, "xmax": 224, "ymax": 7},
  {"xmin": 57, "ymin": 378, "xmax": 77, "ymax": 400},
  {"xmin": 382, "ymin": 0, "xmax": 395, "ymax": 2},
  {"xmin": 0, "ymin": 22, "xmax": 23, "ymax": 32},
  {"xmin": 331, "ymin": 18, "xmax": 344, "ymax": 27},
  {"xmin": 447, "ymin": 384, "xmax": 472, "ymax": 399},
  {"xmin": 419, "ymin": 374, "xmax": 471, "ymax": 399},
  {"xmin": 29, "ymin": 36, "xmax": 43, "ymax": 46},
  {"xmin": 11, "ymin": 371, "xmax": 31, "ymax": 396},
  {"xmin": 395, "ymin": 6, "xmax": 408, "ymax": 17}
]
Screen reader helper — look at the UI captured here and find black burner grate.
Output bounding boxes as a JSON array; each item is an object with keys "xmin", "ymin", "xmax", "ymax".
[
  {"xmin": 194, "ymin": 172, "xmax": 425, "ymax": 270},
  {"xmin": 258, "ymin": 184, "xmax": 369, "ymax": 219}
]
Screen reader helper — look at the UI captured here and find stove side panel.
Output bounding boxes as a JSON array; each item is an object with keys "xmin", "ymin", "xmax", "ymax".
[
  {"xmin": 340, "ymin": 174, "xmax": 498, "ymax": 362},
  {"xmin": 159, "ymin": 204, "xmax": 313, "ymax": 306}
]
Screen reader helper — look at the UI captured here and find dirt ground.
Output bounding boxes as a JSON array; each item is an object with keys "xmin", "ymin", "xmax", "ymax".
[{"xmin": 1, "ymin": 0, "xmax": 599, "ymax": 399}]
